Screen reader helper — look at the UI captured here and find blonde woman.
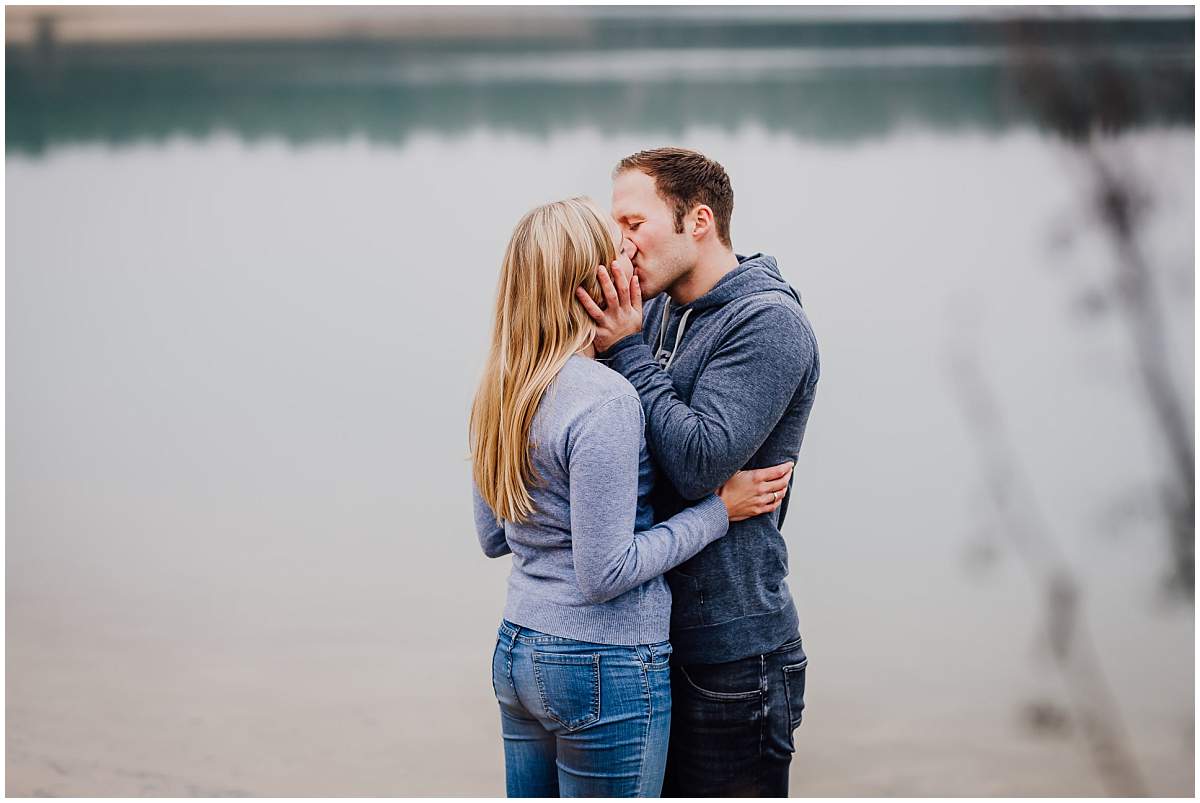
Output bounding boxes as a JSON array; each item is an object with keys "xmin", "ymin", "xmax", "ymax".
[{"xmin": 470, "ymin": 197, "xmax": 793, "ymax": 797}]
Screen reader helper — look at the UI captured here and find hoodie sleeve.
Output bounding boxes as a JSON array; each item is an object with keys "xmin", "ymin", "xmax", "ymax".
[
  {"xmin": 568, "ymin": 394, "xmax": 729, "ymax": 604},
  {"xmin": 472, "ymin": 481, "xmax": 511, "ymax": 558},
  {"xmin": 605, "ymin": 301, "xmax": 815, "ymax": 501}
]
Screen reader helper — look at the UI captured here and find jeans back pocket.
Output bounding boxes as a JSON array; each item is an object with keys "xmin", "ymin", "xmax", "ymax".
[
  {"xmin": 782, "ymin": 658, "xmax": 808, "ymax": 731},
  {"xmin": 532, "ymin": 651, "xmax": 601, "ymax": 731}
]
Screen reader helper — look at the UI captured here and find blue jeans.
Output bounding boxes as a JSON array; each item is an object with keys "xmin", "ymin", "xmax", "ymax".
[
  {"xmin": 491, "ymin": 619, "xmax": 673, "ymax": 797},
  {"xmin": 662, "ymin": 636, "xmax": 808, "ymax": 797}
]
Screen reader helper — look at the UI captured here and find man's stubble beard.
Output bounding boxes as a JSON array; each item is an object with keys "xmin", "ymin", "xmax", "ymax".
[{"xmin": 657, "ymin": 248, "xmax": 699, "ymax": 303}]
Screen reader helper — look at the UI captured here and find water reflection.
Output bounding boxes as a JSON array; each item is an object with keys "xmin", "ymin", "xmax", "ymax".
[{"xmin": 6, "ymin": 14, "xmax": 1193, "ymax": 154}]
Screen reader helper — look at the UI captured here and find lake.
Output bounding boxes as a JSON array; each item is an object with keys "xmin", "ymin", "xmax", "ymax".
[{"xmin": 6, "ymin": 9, "xmax": 1194, "ymax": 796}]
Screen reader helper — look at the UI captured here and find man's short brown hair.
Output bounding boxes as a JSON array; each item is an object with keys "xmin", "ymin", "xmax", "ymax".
[{"xmin": 614, "ymin": 147, "xmax": 734, "ymax": 247}]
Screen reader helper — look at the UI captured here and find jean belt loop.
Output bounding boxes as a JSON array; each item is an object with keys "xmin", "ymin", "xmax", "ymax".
[{"xmin": 636, "ymin": 644, "xmax": 651, "ymax": 665}]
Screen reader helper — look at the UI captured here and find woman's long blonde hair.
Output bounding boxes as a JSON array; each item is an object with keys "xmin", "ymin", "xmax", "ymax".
[{"xmin": 470, "ymin": 197, "xmax": 617, "ymax": 523}]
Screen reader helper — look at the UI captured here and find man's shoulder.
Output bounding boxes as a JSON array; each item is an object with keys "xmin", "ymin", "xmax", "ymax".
[
  {"xmin": 722, "ymin": 291, "xmax": 813, "ymax": 339},
  {"xmin": 699, "ymin": 294, "xmax": 818, "ymax": 374}
]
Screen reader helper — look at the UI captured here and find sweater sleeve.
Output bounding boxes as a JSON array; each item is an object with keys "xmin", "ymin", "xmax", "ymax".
[
  {"xmin": 568, "ymin": 394, "xmax": 729, "ymax": 604},
  {"xmin": 605, "ymin": 303, "xmax": 815, "ymax": 500},
  {"xmin": 472, "ymin": 481, "xmax": 511, "ymax": 558}
]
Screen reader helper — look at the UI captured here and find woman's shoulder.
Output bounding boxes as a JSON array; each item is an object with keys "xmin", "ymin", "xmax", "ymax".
[
  {"xmin": 552, "ymin": 359, "xmax": 643, "ymax": 459},
  {"xmin": 530, "ymin": 357, "xmax": 643, "ymax": 469},
  {"xmin": 557, "ymin": 355, "xmax": 640, "ymax": 408},
  {"xmin": 538, "ymin": 357, "xmax": 643, "ymax": 444}
]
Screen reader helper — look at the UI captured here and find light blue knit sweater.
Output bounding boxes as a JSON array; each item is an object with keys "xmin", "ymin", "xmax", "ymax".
[{"xmin": 472, "ymin": 355, "xmax": 729, "ymax": 646}]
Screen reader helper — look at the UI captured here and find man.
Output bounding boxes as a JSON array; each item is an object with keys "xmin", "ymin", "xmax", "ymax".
[{"xmin": 576, "ymin": 147, "xmax": 820, "ymax": 797}]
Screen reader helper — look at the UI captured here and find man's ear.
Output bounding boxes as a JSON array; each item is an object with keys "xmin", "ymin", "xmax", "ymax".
[{"xmin": 691, "ymin": 205, "xmax": 715, "ymax": 240}]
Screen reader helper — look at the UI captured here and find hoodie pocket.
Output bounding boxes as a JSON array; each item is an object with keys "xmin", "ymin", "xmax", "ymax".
[{"xmin": 667, "ymin": 570, "xmax": 706, "ymax": 628}]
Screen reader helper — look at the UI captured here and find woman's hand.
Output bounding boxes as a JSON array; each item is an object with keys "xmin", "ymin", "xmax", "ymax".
[
  {"xmin": 716, "ymin": 461, "xmax": 794, "ymax": 522},
  {"xmin": 576, "ymin": 251, "xmax": 643, "ymax": 353}
]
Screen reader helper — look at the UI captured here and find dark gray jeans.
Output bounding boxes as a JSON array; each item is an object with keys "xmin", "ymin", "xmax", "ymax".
[{"xmin": 662, "ymin": 636, "xmax": 807, "ymax": 797}]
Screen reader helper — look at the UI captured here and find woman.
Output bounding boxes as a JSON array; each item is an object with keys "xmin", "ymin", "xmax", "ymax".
[{"xmin": 470, "ymin": 197, "xmax": 792, "ymax": 797}]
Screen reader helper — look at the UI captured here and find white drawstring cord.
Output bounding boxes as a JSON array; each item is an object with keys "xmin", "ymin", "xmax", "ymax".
[{"xmin": 653, "ymin": 301, "xmax": 693, "ymax": 371}]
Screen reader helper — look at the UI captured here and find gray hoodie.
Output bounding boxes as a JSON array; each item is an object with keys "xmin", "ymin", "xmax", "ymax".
[{"xmin": 603, "ymin": 253, "xmax": 820, "ymax": 664}]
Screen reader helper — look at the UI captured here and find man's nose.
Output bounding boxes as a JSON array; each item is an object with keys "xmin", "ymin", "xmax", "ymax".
[{"xmin": 621, "ymin": 239, "xmax": 637, "ymax": 259}]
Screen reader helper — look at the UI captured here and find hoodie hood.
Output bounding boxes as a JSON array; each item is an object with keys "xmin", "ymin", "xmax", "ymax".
[
  {"xmin": 686, "ymin": 252, "xmax": 801, "ymax": 312},
  {"xmin": 650, "ymin": 252, "xmax": 800, "ymax": 371}
]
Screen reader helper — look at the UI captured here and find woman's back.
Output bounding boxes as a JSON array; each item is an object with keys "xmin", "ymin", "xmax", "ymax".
[
  {"xmin": 507, "ymin": 356, "xmax": 654, "ymax": 572},
  {"xmin": 473, "ymin": 354, "xmax": 729, "ymax": 646}
]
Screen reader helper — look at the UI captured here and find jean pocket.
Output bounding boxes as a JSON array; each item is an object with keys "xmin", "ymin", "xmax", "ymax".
[
  {"xmin": 674, "ymin": 664, "xmax": 762, "ymax": 736},
  {"xmin": 638, "ymin": 641, "xmax": 673, "ymax": 672},
  {"xmin": 782, "ymin": 658, "xmax": 807, "ymax": 733},
  {"xmin": 490, "ymin": 637, "xmax": 502, "ymax": 700},
  {"xmin": 678, "ymin": 664, "xmax": 762, "ymax": 702},
  {"xmin": 532, "ymin": 652, "xmax": 601, "ymax": 731}
]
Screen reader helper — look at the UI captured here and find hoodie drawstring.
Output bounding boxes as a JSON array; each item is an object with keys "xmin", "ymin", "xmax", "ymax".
[
  {"xmin": 653, "ymin": 301, "xmax": 671, "ymax": 360},
  {"xmin": 654, "ymin": 302, "xmax": 693, "ymax": 371}
]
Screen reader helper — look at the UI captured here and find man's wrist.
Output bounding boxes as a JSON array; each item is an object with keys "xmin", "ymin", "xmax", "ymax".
[{"xmin": 602, "ymin": 331, "xmax": 643, "ymax": 357}]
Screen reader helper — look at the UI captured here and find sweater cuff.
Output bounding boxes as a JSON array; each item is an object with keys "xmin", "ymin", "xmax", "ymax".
[
  {"xmin": 604, "ymin": 336, "xmax": 656, "ymax": 377},
  {"xmin": 694, "ymin": 494, "xmax": 730, "ymax": 543}
]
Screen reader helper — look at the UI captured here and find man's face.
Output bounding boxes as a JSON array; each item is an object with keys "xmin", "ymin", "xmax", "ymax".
[{"xmin": 611, "ymin": 169, "xmax": 695, "ymax": 299}]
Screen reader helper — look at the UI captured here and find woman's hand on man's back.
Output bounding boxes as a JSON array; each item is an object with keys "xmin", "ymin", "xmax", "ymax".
[{"xmin": 716, "ymin": 462, "xmax": 794, "ymax": 522}]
